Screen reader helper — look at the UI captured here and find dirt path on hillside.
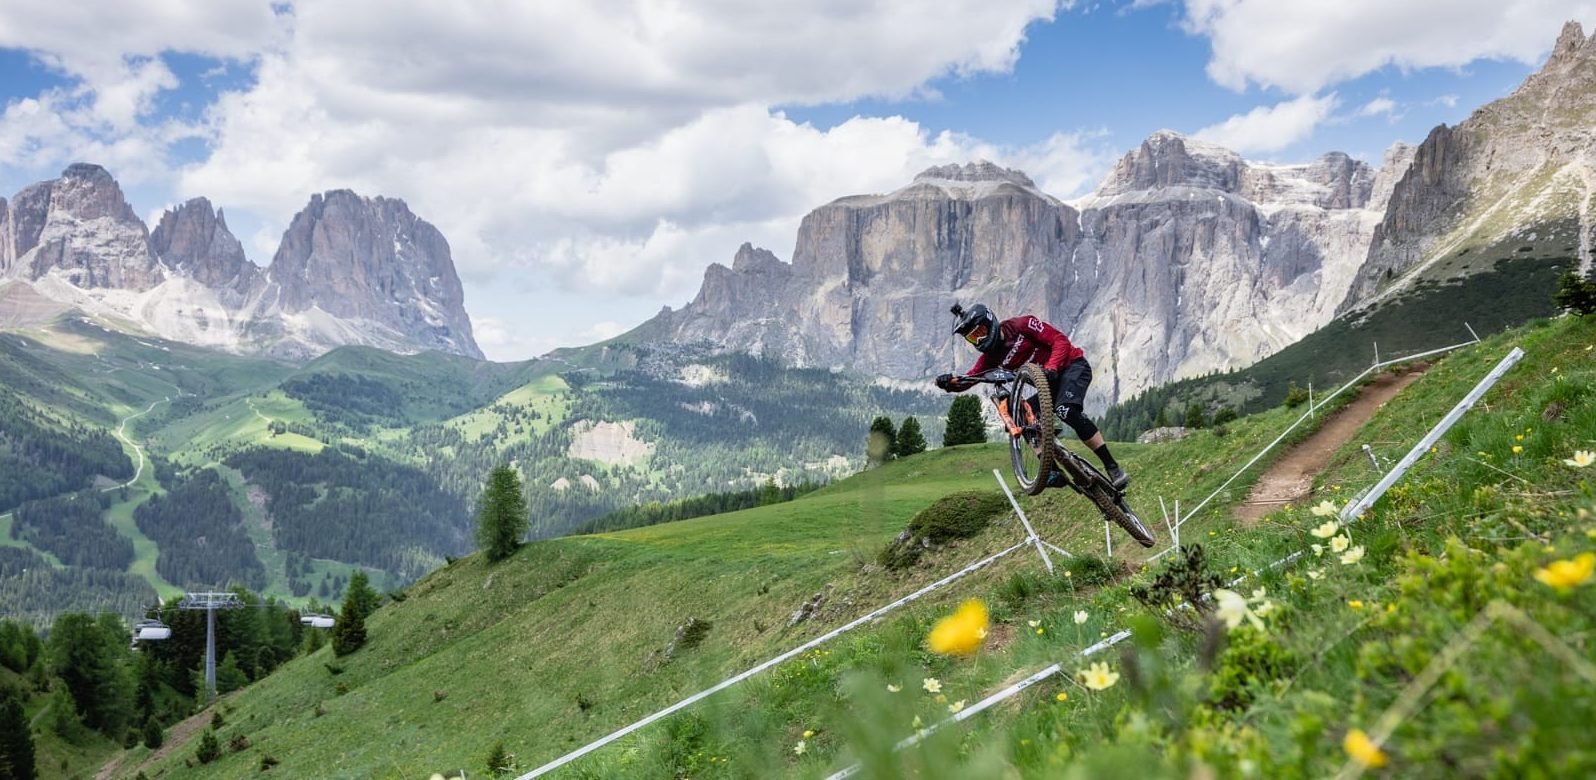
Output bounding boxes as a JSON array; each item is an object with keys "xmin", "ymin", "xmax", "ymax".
[
  {"xmin": 96, "ymin": 705, "xmax": 211, "ymax": 780},
  {"xmin": 1234, "ymin": 365, "xmax": 1429, "ymax": 524}
]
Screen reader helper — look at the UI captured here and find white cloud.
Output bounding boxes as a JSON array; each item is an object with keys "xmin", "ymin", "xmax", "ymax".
[
  {"xmin": 1178, "ymin": 0, "xmax": 1596, "ymax": 94},
  {"xmin": 1430, "ymin": 94, "xmax": 1460, "ymax": 108},
  {"xmin": 2, "ymin": 0, "xmax": 1125, "ymax": 359},
  {"xmin": 1193, "ymin": 93, "xmax": 1338, "ymax": 156},
  {"xmin": 1357, "ymin": 97, "xmax": 1397, "ymax": 117}
]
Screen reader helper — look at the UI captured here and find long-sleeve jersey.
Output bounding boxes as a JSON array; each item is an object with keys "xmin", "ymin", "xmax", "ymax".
[{"xmin": 966, "ymin": 315, "xmax": 1084, "ymax": 376}]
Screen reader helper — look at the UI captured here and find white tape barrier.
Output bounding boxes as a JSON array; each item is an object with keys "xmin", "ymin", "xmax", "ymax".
[
  {"xmin": 517, "ymin": 539, "xmax": 1031, "ymax": 778},
  {"xmin": 825, "ymin": 347, "xmax": 1521, "ymax": 777},
  {"xmin": 825, "ymin": 629, "xmax": 1135, "ymax": 780},
  {"xmin": 1148, "ymin": 336, "xmax": 1482, "ymax": 562},
  {"xmin": 1340, "ymin": 348, "xmax": 1525, "ymax": 523},
  {"xmin": 994, "ymin": 469, "xmax": 1055, "ymax": 573}
]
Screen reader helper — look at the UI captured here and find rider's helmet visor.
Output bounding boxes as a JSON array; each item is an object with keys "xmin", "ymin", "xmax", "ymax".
[{"xmin": 963, "ymin": 322, "xmax": 989, "ymax": 346}]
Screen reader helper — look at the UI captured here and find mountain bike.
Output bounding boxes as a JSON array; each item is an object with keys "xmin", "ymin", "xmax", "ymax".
[{"xmin": 958, "ymin": 365, "xmax": 1157, "ymax": 548}]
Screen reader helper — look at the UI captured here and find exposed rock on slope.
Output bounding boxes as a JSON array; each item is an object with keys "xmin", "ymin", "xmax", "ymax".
[
  {"xmin": 250, "ymin": 191, "xmax": 481, "ymax": 360},
  {"xmin": 648, "ymin": 146, "xmax": 1408, "ymax": 408},
  {"xmin": 0, "ymin": 169, "xmax": 481, "ymax": 361},
  {"xmin": 1344, "ymin": 20, "xmax": 1596, "ymax": 311}
]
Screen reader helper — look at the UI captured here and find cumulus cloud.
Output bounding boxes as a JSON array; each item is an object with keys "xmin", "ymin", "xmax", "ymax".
[
  {"xmin": 1177, "ymin": 0, "xmax": 1596, "ymax": 94},
  {"xmin": 1357, "ymin": 97, "xmax": 1398, "ymax": 117},
  {"xmin": 1193, "ymin": 93, "xmax": 1338, "ymax": 156},
  {"xmin": 1, "ymin": 0, "xmax": 1119, "ymax": 358}
]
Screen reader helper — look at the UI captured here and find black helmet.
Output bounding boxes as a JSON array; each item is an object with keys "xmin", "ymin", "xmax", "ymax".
[{"xmin": 951, "ymin": 303, "xmax": 1001, "ymax": 354}]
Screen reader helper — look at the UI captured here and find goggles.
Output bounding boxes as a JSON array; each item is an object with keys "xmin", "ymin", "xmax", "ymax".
[{"xmin": 963, "ymin": 322, "xmax": 990, "ymax": 346}]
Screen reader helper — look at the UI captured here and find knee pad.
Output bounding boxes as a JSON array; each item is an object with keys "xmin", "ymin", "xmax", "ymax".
[{"xmin": 1056, "ymin": 403, "xmax": 1099, "ymax": 441}]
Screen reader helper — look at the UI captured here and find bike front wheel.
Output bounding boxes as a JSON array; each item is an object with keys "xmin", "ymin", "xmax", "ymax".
[
  {"xmin": 1008, "ymin": 364, "xmax": 1055, "ymax": 496},
  {"xmin": 1088, "ymin": 487, "xmax": 1156, "ymax": 548}
]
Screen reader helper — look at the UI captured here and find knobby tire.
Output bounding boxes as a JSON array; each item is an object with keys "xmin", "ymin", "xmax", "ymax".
[{"xmin": 1010, "ymin": 364, "xmax": 1055, "ymax": 496}]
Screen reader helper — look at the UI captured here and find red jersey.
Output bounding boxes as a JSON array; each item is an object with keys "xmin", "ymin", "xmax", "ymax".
[{"xmin": 966, "ymin": 315, "xmax": 1083, "ymax": 376}]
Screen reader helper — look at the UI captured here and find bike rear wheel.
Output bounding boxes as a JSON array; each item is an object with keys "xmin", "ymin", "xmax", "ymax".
[
  {"xmin": 1057, "ymin": 445, "xmax": 1157, "ymax": 548},
  {"xmin": 1009, "ymin": 364, "xmax": 1055, "ymax": 496}
]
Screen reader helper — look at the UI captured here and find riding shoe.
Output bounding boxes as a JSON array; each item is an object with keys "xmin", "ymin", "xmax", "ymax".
[
  {"xmin": 1106, "ymin": 465, "xmax": 1130, "ymax": 492},
  {"xmin": 1045, "ymin": 470, "xmax": 1068, "ymax": 489}
]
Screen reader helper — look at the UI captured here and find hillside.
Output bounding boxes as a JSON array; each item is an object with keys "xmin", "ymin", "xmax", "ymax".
[
  {"xmin": 0, "ymin": 314, "xmax": 949, "ymax": 620},
  {"xmin": 115, "ymin": 313, "xmax": 1596, "ymax": 778}
]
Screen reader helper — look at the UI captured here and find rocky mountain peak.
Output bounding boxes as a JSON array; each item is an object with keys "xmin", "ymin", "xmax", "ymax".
[
  {"xmin": 913, "ymin": 160, "xmax": 1037, "ymax": 189},
  {"xmin": 260, "ymin": 188, "xmax": 481, "ymax": 359},
  {"xmin": 0, "ymin": 163, "xmax": 157, "ymax": 290},
  {"xmin": 1097, "ymin": 130, "xmax": 1245, "ymax": 197},
  {"xmin": 150, "ymin": 197, "xmax": 259, "ymax": 294},
  {"xmin": 1547, "ymin": 21, "xmax": 1591, "ymax": 68},
  {"xmin": 730, "ymin": 242, "xmax": 787, "ymax": 273}
]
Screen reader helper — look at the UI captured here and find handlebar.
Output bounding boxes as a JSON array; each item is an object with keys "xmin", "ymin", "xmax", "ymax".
[{"xmin": 955, "ymin": 369, "xmax": 1015, "ymax": 385}]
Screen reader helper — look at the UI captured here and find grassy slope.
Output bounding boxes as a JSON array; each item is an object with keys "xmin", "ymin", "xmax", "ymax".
[{"xmin": 126, "ymin": 342, "xmax": 1384, "ymax": 778}]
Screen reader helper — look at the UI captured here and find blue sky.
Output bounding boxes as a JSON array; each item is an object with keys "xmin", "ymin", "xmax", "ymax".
[{"xmin": 0, "ymin": 1, "xmax": 1587, "ymax": 360}]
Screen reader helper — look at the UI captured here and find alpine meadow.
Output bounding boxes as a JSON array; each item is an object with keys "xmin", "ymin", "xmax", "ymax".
[{"xmin": 3, "ymin": 5, "xmax": 1596, "ymax": 780}]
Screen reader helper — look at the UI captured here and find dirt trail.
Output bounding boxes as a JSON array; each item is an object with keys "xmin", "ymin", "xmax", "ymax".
[{"xmin": 1234, "ymin": 366, "xmax": 1428, "ymax": 524}]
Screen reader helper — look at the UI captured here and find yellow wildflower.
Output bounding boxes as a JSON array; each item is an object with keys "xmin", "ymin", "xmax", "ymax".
[
  {"xmin": 912, "ymin": 715, "xmax": 923, "ymax": 729},
  {"xmin": 1312, "ymin": 543, "xmax": 1324, "ymax": 557},
  {"xmin": 927, "ymin": 599, "xmax": 989, "ymax": 656},
  {"xmin": 1343, "ymin": 728, "xmax": 1389, "ymax": 768},
  {"xmin": 1340, "ymin": 546, "xmax": 1366, "ymax": 565},
  {"xmin": 948, "ymin": 699, "xmax": 965, "ymax": 713},
  {"xmin": 1515, "ymin": 434, "xmax": 1524, "ymax": 441},
  {"xmin": 1035, "ymin": 627, "xmax": 1045, "ymax": 635},
  {"xmin": 1564, "ymin": 450, "xmax": 1595, "ymax": 468},
  {"xmin": 1073, "ymin": 610, "xmax": 1089, "ymax": 624},
  {"xmin": 1534, "ymin": 552, "xmax": 1595, "ymax": 592},
  {"xmin": 1330, "ymin": 534, "xmax": 1351, "ymax": 553},
  {"xmin": 1310, "ymin": 500, "xmax": 1339, "ymax": 517},
  {"xmin": 1055, "ymin": 691, "xmax": 1068, "ymax": 702},
  {"xmin": 1512, "ymin": 445, "xmax": 1524, "ymax": 455},
  {"xmin": 1306, "ymin": 568, "xmax": 1324, "ymax": 580},
  {"xmin": 1310, "ymin": 520, "xmax": 1339, "ymax": 538},
  {"xmin": 886, "ymin": 683, "xmax": 901, "ymax": 693},
  {"xmin": 1027, "ymin": 620, "xmax": 1040, "ymax": 627},
  {"xmin": 1347, "ymin": 600, "xmax": 1364, "ymax": 609},
  {"xmin": 794, "ymin": 740, "xmax": 807, "ymax": 756},
  {"xmin": 935, "ymin": 694, "xmax": 946, "ymax": 703},
  {"xmin": 803, "ymin": 729, "xmax": 814, "ymax": 739},
  {"xmin": 922, "ymin": 677, "xmax": 941, "ymax": 694},
  {"xmin": 1077, "ymin": 661, "xmax": 1119, "ymax": 691}
]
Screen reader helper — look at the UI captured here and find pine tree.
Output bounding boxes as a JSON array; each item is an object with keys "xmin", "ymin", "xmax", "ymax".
[
  {"xmin": 943, "ymin": 396, "xmax": 987, "ymax": 446},
  {"xmin": 141, "ymin": 717, "xmax": 163, "ymax": 750},
  {"xmin": 1184, "ymin": 401, "xmax": 1207, "ymax": 429},
  {"xmin": 477, "ymin": 465, "xmax": 529, "ymax": 563},
  {"xmin": 0, "ymin": 687, "xmax": 37, "ymax": 780},
  {"xmin": 331, "ymin": 572, "xmax": 377, "ymax": 657},
  {"xmin": 894, "ymin": 417, "xmax": 927, "ymax": 457},
  {"xmin": 215, "ymin": 652, "xmax": 248, "ymax": 695},
  {"xmin": 195, "ymin": 729, "xmax": 221, "ymax": 764},
  {"xmin": 867, "ymin": 417, "xmax": 897, "ymax": 465},
  {"xmin": 1554, "ymin": 268, "xmax": 1596, "ymax": 315}
]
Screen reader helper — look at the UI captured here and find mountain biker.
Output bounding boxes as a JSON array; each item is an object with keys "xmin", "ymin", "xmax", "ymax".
[{"xmin": 934, "ymin": 304, "xmax": 1129, "ymax": 491}]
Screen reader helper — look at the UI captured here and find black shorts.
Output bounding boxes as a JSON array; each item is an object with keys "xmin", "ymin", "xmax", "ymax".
[{"xmin": 1052, "ymin": 358, "xmax": 1092, "ymax": 408}]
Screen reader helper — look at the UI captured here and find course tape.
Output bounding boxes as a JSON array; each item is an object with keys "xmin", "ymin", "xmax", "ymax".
[{"xmin": 517, "ymin": 539, "xmax": 1031, "ymax": 778}]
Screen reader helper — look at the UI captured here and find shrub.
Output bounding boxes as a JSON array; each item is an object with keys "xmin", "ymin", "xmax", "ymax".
[
  {"xmin": 1129, "ymin": 545, "xmax": 1223, "ymax": 633},
  {"xmin": 260, "ymin": 754, "xmax": 279, "ymax": 771},
  {"xmin": 1283, "ymin": 382, "xmax": 1310, "ymax": 409},
  {"xmin": 486, "ymin": 741, "xmax": 513, "ymax": 776},
  {"xmin": 878, "ymin": 491, "xmax": 1008, "ymax": 569},
  {"xmin": 195, "ymin": 729, "xmax": 221, "ymax": 764},
  {"xmin": 1211, "ymin": 406, "xmax": 1238, "ymax": 426},
  {"xmin": 1207, "ymin": 625, "xmax": 1298, "ymax": 711},
  {"xmin": 141, "ymin": 718, "xmax": 163, "ymax": 750},
  {"xmin": 334, "ymin": 682, "xmax": 348, "ymax": 696},
  {"xmin": 229, "ymin": 732, "xmax": 252, "ymax": 752},
  {"xmin": 1553, "ymin": 269, "xmax": 1596, "ymax": 315}
]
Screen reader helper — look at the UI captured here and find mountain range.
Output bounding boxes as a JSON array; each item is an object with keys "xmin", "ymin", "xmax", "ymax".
[
  {"xmin": 637, "ymin": 21, "xmax": 1596, "ymax": 408},
  {"xmin": 6, "ymin": 23, "xmax": 1594, "ymax": 407},
  {"xmin": 0, "ymin": 170, "xmax": 480, "ymax": 361}
]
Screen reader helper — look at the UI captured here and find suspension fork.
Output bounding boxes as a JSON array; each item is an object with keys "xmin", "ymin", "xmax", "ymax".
[{"xmin": 992, "ymin": 395, "xmax": 1024, "ymax": 438}]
